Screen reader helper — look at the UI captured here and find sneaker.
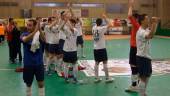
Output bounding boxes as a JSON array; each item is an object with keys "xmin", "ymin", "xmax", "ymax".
[
  {"xmin": 94, "ymin": 78, "xmax": 102, "ymax": 83},
  {"xmin": 81, "ymin": 55, "xmax": 86, "ymax": 58},
  {"xmin": 46, "ymin": 71, "xmax": 52, "ymax": 76},
  {"xmin": 105, "ymin": 77, "xmax": 114, "ymax": 83},
  {"xmin": 55, "ymin": 69, "xmax": 62, "ymax": 77},
  {"xmin": 65, "ymin": 78, "xmax": 70, "ymax": 83},
  {"xmin": 72, "ymin": 78, "xmax": 78, "ymax": 84},
  {"xmin": 125, "ymin": 86, "xmax": 139, "ymax": 92},
  {"xmin": 78, "ymin": 65, "xmax": 86, "ymax": 70}
]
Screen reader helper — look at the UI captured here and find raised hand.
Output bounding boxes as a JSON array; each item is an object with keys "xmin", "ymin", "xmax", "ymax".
[
  {"xmin": 129, "ymin": 0, "xmax": 134, "ymax": 7},
  {"xmin": 102, "ymin": 13, "xmax": 107, "ymax": 19}
]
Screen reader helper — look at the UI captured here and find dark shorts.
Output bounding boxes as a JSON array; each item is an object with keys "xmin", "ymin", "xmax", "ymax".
[
  {"xmin": 23, "ymin": 65, "xmax": 44, "ymax": 85},
  {"xmin": 94, "ymin": 48, "xmax": 108, "ymax": 62},
  {"xmin": 44, "ymin": 43, "xmax": 50, "ymax": 52},
  {"xmin": 129, "ymin": 46, "xmax": 137, "ymax": 66},
  {"xmin": 76, "ymin": 36, "xmax": 84, "ymax": 45},
  {"xmin": 48, "ymin": 44, "xmax": 61, "ymax": 54},
  {"xmin": 63, "ymin": 51, "xmax": 77, "ymax": 63},
  {"xmin": 59, "ymin": 39, "xmax": 65, "ymax": 54},
  {"xmin": 136, "ymin": 56, "xmax": 152, "ymax": 77}
]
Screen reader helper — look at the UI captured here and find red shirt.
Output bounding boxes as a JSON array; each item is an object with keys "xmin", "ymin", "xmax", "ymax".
[
  {"xmin": 6, "ymin": 24, "xmax": 14, "ymax": 41},
  {"xmin": 128, "ymin": 16, "xmax": 140, "ymax": 47}
]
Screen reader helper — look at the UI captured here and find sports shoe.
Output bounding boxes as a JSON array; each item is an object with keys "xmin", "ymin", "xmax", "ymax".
[
  {"xmin": 94, "ymin": 78, "xmax": 102, "ymax": 83},
  {"xmin": 65, "ymin": 78, "xmax": 70, "ymax": 83},
  {"xmin": 81, "ymin": 55, "xmax": 86, "ymax": 58},
  {"xmin": 125, "ymin": 86, "xmax": 139, "ymax": 92},
  {"xmin": 105, "ymin": 77, "xmax": 114, "ymax": 83}
]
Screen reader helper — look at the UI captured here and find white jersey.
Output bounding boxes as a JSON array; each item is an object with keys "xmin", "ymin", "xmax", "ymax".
[
  {"xmin": 92, "ymin": 25, "xmax": 107, "ymax": 49},
  {"xmin": 75, "ymin": 22, "xmax": 83, "ymax": 36},
  {"xmin": 136, "ymin": 27, "xmax": 151, "ymax": 59},
  {"xmin": 59, "ymin": 29, "xmax": 66, "ymax": 40},
  {"xmin": 63, "ymin": 26, "xmax": 78, "ymax": 52},
  {"xmin": 59, "ymin": 20, "xmax": 66, "ymax": 40},
  {"xmin": 44, "ymin": 25, "xmax": 60, "ymax": 44}
]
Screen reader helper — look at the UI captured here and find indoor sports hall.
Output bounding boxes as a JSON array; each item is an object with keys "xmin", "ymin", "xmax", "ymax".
[{"xmin": 0, "ymin": 0, "xmax": 170, "ymax": 96}]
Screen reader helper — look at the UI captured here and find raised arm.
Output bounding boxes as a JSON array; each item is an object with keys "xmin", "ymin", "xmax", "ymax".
[
  {"xmin": 102, "ymin": 13, "xmax": 114, "ymax": 29},
  {"xmin": 48, "ymin": 14, "xmax": 60, "ymax": 29},
  {"xmin": 146, "ymin": 17, "xmax": 158, "ymax": 39},
  {"xmin": 128, "ymin": 0, "xmax": 134, "ymax": 17},
  {"xmin": 22, "ymin": 22, "xmax": 40, "ymax": 43}
]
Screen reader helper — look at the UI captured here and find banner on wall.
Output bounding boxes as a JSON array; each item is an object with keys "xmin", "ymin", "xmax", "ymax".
[
  {"xmin": 52, "ymin": 9, "xmax": 81, "ymax": 17},
  {"xmin": 81, "ymin": 18, "xmax": 92, "ymax": 27},
  {"xmin": 14, "ymin": 19, "xmax": 25, "ymax": 27},
  {"xmin": 24, "ymin": 18, "xmax": 30, "ymax": 26}
]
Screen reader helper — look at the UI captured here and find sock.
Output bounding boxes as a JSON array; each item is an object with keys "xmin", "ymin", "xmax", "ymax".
[
  {"xmin": 63, "ymin": 62, "xmax": 69, "ymax": 78},
  {"xmin": 43, "ymin": 53, "xmax": 46, "ymax": 66},
  {"xmin": 103, "ymin": 63, "xmax": 109, "ymax": 79},
  {"xmin": 26, "ymin": 87, "xmax": 32, "ymax": 96},
  {"xmin": 131, "ymin": 67, "xmax": 138, "ymax": 86},
  {"xmin": 131, "ymin": 75, "xmax": 138, "ymax": 86},
  {"xmin": 94, "ymin": 63, "xmax": 99, "ymax": 79},
  {"xmin": 58, "ymin": 58, "xmax": 63, "ymax": 72},
  {"xmin": 73, "ymin": 64, "xmax": 78, "ymax": 80},
  {"xmin": 77, "ymin": 45, "xmax": 81, "ymax": 57},
  {"xmin": 38, "ymin": 87, "xmax": 45, "ymax": 96},
  {"xmin": 81, "ymin": 47, "xmax": 85, "ymax": 57},
  {"xmin": 145, "ymin": 77, "xmax": 150, "ymax": 88},
  {"xmin": 54, "ymin": 57, "xmax": 59, "ymax": 71},
  {"xmin": 45, "ymin": 57, "xmax": 51, "ymax": 72},
  {"xmin": 138, "ymin": 80, "xmax": 146, "ymax": 96}
]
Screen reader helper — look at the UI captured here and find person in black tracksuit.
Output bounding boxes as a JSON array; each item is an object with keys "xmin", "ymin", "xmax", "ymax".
[{"xmin": 12, "ymin": 23, "xmax": 22, "ymax": 63}]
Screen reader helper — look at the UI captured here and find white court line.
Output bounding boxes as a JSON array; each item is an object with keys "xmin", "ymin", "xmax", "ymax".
[{"xmin": 0, "ymin": 68, "xmax": 15, "ymax": 71}]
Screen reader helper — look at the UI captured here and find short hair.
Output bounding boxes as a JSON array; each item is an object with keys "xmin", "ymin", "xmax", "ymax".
[
  {"xmin": 28, "ymin": 19, "xmax": 37, "ymax": 26},
  {"xmin": 133, "ymin": 13, "xmax": 140, "ymax": 19},
  {"xmin": 138, "ymin": 14, "xmax": 147, "ymax": 25},
  {"xmin": 8, "ymin": 18, "xmax": 14, "ymax": 23},
  {"xmin": 96, "ymin": 18, "xmax": 102, "ymax": 26},
  {"xmin": 69, "ymin": 19, "xmax": 76, "ymax": 24},
  {"xmin": 48, "ymin": 17, "xmax": 52, "ymax": 23},
  {"xmin": 61, "ymin": 11, "xmax": 65, "ymax": 16},
  {"xmin": 36, "ymin": 17, "xmax": 41, "ymax": 20},
  {"xmin": 42, "ymin": 18, "xmax": 47, "ymax": 22}
]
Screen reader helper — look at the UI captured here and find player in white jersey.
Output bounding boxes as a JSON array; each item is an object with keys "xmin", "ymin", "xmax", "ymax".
[
  {"xmin": 136, "ymin": 14, "xmax": 158, "ymax": 96},
  {"xmin": 75, "ymin": 18, "xmax": 86, "ymax": 58},
  {"xmin": 44, "ymin": 16, "xmax": 65, "ymax": 75},
  {"xmin": 61, "ymin": 17, "xmax": 81, "ymax": 83},
  {"xmin": 92, "ymin": 14, "xmax": 115, "ymax": 83}
]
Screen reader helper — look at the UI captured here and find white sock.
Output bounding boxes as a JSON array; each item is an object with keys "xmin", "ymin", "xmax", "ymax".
[
  {"xmin": 145, "ymin": 78, "xmax": 150, "ymax": 88},
  {"xmin": 43, "ymin": 53, "xmax": 47, "ymax": 66},
  {"xmin": 103, "ymin": 63, "xmax": 109, "ymax": 79},
  {"xmin": 38, "ymin": 87, "xmax": 45, "ymax": 96},
  {"xmin": 58, "ymin": 58, "xmax": 63, "ymax": 72},
  {"xmin": 45, "ymin": 58, "xmax": 51, "ymax": 72},
  {"xmin": 54, "ymin": 57, "xmax": 59, "ymax": 71},
  {"xmin": 132, "ymin": 75, "xmax": 138, "ymax": 85},
  {"xmin": 77, "ymin": 46, "xmax": 81, "ymax": 57},
  {"xmin": 63, "ymin": 62, "xmax": 69, "ymax": 78},
  {"xmin": 26, "ymin": 87, "xmax": 32, "ymax": 96},
  {"xmin": 73, "ymin": 64, "xmax": 78, "ymax": 79},
  {"xmin": 138, "ymin": 80, "xmax": 146, "ymax": 96},
  {"xmin": 81, "ymin": 47, "xmax": 85, "ymax": 57},
  {"xmin": 94, "ymin": 63, "xmax": 99, "ymax": 79}
]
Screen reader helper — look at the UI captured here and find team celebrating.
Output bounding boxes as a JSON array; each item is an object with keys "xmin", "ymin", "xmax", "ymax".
[{"xmin": 19, "ymin": 0, "xmax": 159, "ymax": 96}]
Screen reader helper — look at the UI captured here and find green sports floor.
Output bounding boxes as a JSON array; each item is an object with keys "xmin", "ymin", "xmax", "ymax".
[{"xmin": 0, "ymin": 36, "xmax": 170, "ymax": 96}]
